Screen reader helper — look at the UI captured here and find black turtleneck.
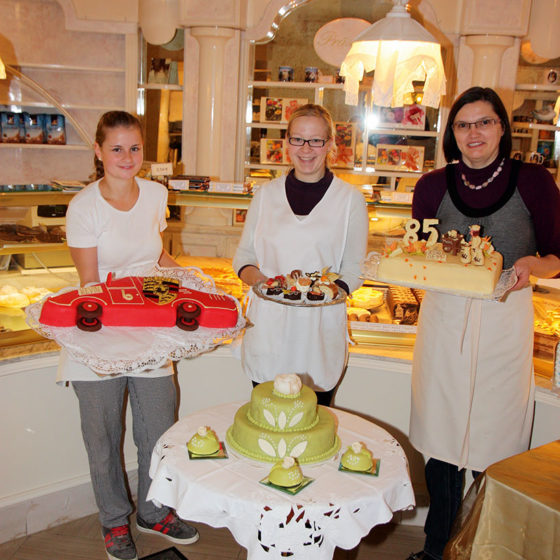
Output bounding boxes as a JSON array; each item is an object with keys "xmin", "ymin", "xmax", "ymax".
[{"xmin": 285, "ymin": 168, "xmax": 334, "ymax": 215}]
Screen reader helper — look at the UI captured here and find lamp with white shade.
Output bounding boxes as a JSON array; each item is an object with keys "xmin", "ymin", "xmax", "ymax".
[
  {"xmin": 339, "ymin": 0, "xmax": 446, "ymax": 108},
  {"xmin": 0, "ymin": 56, "xmax": 6, "ymax": 79}
]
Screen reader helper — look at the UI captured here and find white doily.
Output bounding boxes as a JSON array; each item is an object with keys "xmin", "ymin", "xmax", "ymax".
[
  {"xmin": 361, "ymin": 251, "xmax": 518, "ymax": 301},
  {"xmin": 25, "ymin": 266, "xmax": 247, "ymax": 376}
]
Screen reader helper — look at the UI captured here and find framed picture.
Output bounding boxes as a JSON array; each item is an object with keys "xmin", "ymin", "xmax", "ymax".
[
  {"xmin": 333, "ymin": 122, "xmax": 356, "ymax": 168},
  {"xmin": 543, "ymin": 68, "xmax": 560, "ymax": 86},
  {"xmin": 259, "ymin": 97, "xmax": 307, "ymax": 123},
  {"xmin": 260, "ymin": 138, "xmax": 286, "ymax": 164},
  {"xmin": 281, "ymin": 98, "xmax": 308, "ymax": 122},
  {"xmin": 260, "ymin": 97, "xmax": 283, "ymax": 123},
  {"xmin": 234, "ymin": 209, "xmax": 247, "ymax": 225},
  {"xmin": 537, "ymin": 140, "xmax": 554, "ymax": 162},
  {"xmin": 375, "ymin": 144, "xmax": 425, "ymax": 172},
  {"xmin": 375, "ymin": 103, "xmax": 426, "ymax": 130}
]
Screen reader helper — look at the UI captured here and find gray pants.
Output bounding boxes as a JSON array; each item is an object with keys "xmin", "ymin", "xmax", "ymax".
[{"xmin": 73, "ymin": 375, "xmax": 176, "ymax": 528}]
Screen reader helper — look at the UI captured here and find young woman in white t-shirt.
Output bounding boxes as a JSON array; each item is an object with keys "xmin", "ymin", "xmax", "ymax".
[{"xmin": 64, "ymin": 111, "xmax": 198, "ymax": 560}]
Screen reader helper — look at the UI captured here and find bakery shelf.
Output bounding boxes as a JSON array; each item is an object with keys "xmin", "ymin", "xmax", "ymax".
[
  {"xmin": 0, "ymin": 243, "xmax": 68, "ymax": 256},
  {"xmin": 0, "ymin": 192, "xmax": 76, "ymax": 206},
  {"xmin": 250, "ymin": 80, "xmax": 344, "ymax": 90},
  {"xmin": 0, "ymin": 144, "xmax": 90, "ymax": 150},
  {"xmin": 138, "ymin": 83, "xmax": 183, "ymax": 91},
  {"xmin": 167, "ymin": 190, "xmax": 254, "ymax": 209},
  {"xmin": 512, "ymin": 122, "xmax": 560, "ymax": 132}
]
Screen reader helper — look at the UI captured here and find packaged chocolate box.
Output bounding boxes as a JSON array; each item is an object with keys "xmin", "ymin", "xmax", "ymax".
[
  {"xmin": 45, "ymin": 114, "xmax": 66, "ymax": 145},
  {"xmin": 23, "ymin": 112, "xmax": 46, "ymax": 144},
  {"xmin": 0, "ymin": 112, "xmax": 25, "ymax": 143}
]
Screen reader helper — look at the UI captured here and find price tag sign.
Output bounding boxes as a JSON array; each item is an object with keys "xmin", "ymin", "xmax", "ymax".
[{"xmin": 151, "ymin": 162, "xmax": 174, "ymax": 176}]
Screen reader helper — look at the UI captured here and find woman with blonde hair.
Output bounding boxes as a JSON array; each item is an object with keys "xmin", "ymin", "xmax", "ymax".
[{"xmin": 234, "ymin": 103, "xmax": 369, "ymax": 405}]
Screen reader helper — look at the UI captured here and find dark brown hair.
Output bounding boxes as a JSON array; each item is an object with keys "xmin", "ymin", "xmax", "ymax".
[
  {"xmin": 443, "ymin": 87, "xmax": 512, "ymax": 163},
  {"xmin": 93, "ymin": 111, "xmax": 143, "ymax": 180}
]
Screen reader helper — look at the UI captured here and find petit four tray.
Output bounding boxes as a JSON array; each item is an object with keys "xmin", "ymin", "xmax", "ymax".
[
  {"xmin": 252, "ymin": 282, "xmax": 347, "ymax": 307},
  {"xmin": 361, "ymin": 251, "xmax": 518, "ymax": 301}
]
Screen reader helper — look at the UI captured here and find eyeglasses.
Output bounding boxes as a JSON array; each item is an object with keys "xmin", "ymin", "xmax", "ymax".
[
  {"xmin": 287, "ymin": 137, "xmax": 328, "ymax": 147},
  {"xmin": 452, "ymin": 118, "xmax": 500, "ymax": 132}
]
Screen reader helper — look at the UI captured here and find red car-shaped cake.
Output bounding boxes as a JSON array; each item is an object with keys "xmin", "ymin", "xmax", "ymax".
[{"xmin": 39, "ymin": 274, "xmax": 239, "ymax": 332}]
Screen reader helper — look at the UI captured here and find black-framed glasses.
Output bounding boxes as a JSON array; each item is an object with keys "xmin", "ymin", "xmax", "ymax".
[
  {"xmin": 452, "ymin": 118, "xmax": 500, "ymax": 132},
  {"xmin": 287, "ymin": 137, "xmax": 328, "ymax": 147}
]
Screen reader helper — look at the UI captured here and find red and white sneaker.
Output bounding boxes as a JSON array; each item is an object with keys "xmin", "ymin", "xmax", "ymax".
[
  {"xmin": 102, "ymin": 524, "xmax": 138, "ymax": 560},
  {"xmin": 136, "ymin": 512, "xmax": 199, "ymax": 545}
]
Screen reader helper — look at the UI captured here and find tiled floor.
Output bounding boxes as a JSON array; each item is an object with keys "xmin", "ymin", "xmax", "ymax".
[{"xmin": 0, "ymin": 512, "xmax": 424, "ymax": 560}]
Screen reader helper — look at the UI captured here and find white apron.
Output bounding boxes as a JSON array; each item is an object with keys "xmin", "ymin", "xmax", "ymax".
[
  {"xmin": 241, "ymin": 176, "xmax": 352, "ymax": 391},
  {"xmin": 410, "ymin": 287, "xmax": 535, "ymax": 471}
]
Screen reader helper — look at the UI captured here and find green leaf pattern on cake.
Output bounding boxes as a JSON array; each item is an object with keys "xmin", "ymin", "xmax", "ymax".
[{"xmin": 258, "ymin": 437, "xmax": 309, "ymax": 459}]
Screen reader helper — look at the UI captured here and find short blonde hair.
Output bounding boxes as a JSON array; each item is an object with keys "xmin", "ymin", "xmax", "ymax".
[{"xmin": 286, "ymin": 103, "xmax": 337, "ymax": 166}]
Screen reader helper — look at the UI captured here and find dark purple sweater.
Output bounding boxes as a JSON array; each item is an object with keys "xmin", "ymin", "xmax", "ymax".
[{"xmin": 412, "ymin": 158, "xmax": 560, "ymax": 260}]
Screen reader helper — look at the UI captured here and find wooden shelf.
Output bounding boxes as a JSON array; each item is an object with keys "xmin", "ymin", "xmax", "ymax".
[
  {"xmin": 138, "ymin": 83, "xmax": 182, "ymax": 91},
  {"xmin": 250, "ymin": 80, "xmax": 344, "ymax": 90},
  {"xmin": 0, "ymin": 144, "xmax": 90, "ymax": 151},
  {"xmin": 0, "ymin": 242, "xmax": 68, "ymax": 256},
  {"xmin": 516, "ymin": 83, "xmax": 560, "ymax": 92}
]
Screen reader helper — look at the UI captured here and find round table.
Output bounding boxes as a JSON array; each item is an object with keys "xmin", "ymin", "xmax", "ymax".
[{"xmin": 147, "ymin": 402, "xmax": 415, "ymax": 560}]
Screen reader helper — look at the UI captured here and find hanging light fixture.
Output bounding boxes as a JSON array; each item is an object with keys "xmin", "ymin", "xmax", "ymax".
[{"xmin": 339, "ymin": 0, "xmax": 446, "ymax": 108}]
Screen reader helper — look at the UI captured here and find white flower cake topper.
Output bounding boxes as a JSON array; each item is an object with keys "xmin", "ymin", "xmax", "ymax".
[{"xmin": 273, "ymin": 373, "xmax": 302, "ymax": 396}]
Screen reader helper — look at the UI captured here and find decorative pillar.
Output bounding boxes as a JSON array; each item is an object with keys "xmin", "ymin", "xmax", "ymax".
[
  {"xmin": 190, "ymin": 27, "xmax": 235, "ymax": 176},
  {"xmin": 464, "ymin": 35, "xmax": 515, "ymax": 89},
  {"xmin": 184, "ymin": 26, "xmax": 236, "ymax": 226}
]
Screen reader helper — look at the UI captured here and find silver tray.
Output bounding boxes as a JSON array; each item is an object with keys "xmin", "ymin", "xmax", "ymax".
[
  {"xmin": 252, "ymin": 282, "xmax": 347, "ymax": 307},
  {"xmin": 361, "ymin": 251, "xmax": 517, "ymax": 301}
]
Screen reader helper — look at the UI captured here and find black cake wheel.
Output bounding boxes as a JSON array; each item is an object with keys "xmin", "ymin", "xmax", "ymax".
[
  {"xmin": 77, "ymin": 301, "xmax": 102, "ymax": 318},
  {"xmin": 176, "ymin": 315, "xmax": 199, "ymax": 331},
  {"xmin": 177, "ymin": 301, "xmax": 201, "ymax": 320},
  {"xmin": 77, "ymin": 316, "xmax": 102, "ymax": 332}
]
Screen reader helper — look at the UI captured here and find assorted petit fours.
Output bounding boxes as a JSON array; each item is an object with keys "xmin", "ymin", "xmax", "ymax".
[
  {"xmin": 341, "ymin": 442, "xmax": 374, "ymax": 472},
  {"xmin": 262, "ymin": 267, "xmax": 342, "ymax": 303},
  {"xmin": 268, "ymin": 456, "xmax": 304, "ymax": 487},
  {"xmin": 187, "ymin": 426, "xmax": 220, "ymax": 455}
]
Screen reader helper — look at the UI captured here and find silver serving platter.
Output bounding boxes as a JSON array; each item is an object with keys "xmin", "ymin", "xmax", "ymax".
[{"xmin": 252, "ymin": 281, "xmax": 347, "ymax": 307}]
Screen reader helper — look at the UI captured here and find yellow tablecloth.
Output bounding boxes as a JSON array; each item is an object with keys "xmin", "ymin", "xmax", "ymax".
[{"xmin": 446, "ymin": 441, "xmax": 560, "ymax": 560}]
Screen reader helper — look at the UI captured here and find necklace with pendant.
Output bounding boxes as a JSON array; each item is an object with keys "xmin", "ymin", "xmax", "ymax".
[{"xmin": 461, "ymin": 158, "xmax": 505, "ymax": 190}]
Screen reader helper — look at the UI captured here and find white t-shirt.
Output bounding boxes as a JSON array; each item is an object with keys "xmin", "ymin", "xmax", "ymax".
[
  {"xmin": 66, "ymin": 178, "xmax": 168, "ymax": 281},
  {"xmin": 57, "ymin": 177, "xmax": 172, "ymax": 383}
]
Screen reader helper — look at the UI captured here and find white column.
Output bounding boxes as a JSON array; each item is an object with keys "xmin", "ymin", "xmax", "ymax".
[
  {"xmin": 464, "ymin": 35, "xmax": 515, "ymax": 89},
  {"xmin": 183, "ymin": 26, "xmax": 236, "ymax": 228},
  {"xmin": 190, "ymin": 26, "xmax": 235, "ymax": 177}
]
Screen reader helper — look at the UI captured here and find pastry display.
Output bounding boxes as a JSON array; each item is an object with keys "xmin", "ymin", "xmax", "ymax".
[
  {"xmin": 39, "ymin": 274, "xmax": 239, "ymax": 332},
  {"xmin": 348, "ymin": 287, "xmax": 384, "ymax": 309},
  {"xmin": 226, "ymin": 373, "xmax": 340, "ymax": 464},
  {"xmin": 0, "ymin": 285, "xmax": 52, "ymax": 308},
  {"xmin": 268, "ymin": 456, "xmax": 304, "ymax": 487},
  {"xmin": 372, "ymin": 219, "xmax": 503, "ymax": 297},
  {"xmin": 341, "ymin": 442, "xmax": 374, "ymax": 472},
  {"xmin": 387, "ymin": 286, "xmax": 419, "ymax": 325},
  {"xmin": 187, "ymin": 426, "xmax": 220, "ymax": 455},
  {"xmin": 0, "ymin": 224, "xmax": 66, "ymax": 244},
  {"xmin": 259, "ymin": 267, "xmax": 343, "ymax": 304}
]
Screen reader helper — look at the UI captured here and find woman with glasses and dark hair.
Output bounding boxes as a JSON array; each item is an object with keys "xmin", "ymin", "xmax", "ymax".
[
  {"xmin": 233, "ymin": 104, "xmax": 368, "ymax": 405},
  {"xmin": 407, "ymin": 87, "xmax": 560, "ymax": 560}
]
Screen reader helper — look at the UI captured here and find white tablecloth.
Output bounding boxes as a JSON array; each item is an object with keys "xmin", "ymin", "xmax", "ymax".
[{"xmin": 147, "ymin": 403, "xmax": 415, "ymax": 560}]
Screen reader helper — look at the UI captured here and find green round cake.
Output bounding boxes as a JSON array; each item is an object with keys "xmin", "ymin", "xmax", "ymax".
[{"xmin": 226, "ymin": 374, "xmax": 340, "ymax": 464}]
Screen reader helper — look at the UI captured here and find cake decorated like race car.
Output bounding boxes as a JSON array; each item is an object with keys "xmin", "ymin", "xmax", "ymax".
[{"xmin": 38, "ymin": 273, "xmax": 239, "ymax": 332}]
